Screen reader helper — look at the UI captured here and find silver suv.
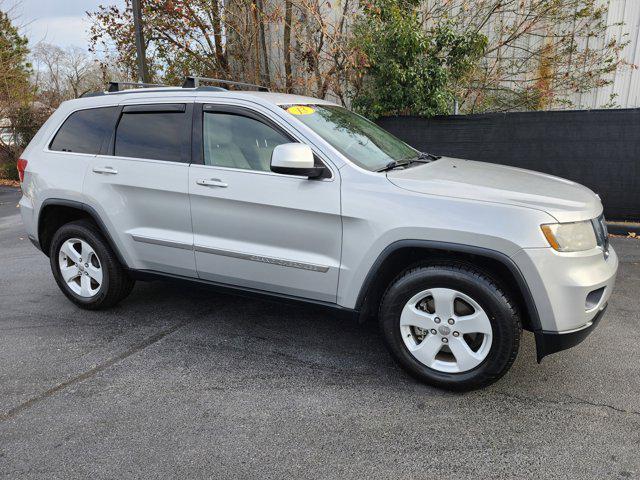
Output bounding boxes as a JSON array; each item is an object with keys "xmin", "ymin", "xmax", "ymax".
[{"xmin": 17, "ymin": 80, "xmax": 618, "ymax": 390}]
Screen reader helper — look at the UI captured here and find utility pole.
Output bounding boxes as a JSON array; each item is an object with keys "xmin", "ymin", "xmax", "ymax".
[{"xmin": 132, "ymin": 0, "xmax": 150, "ymax": 83}]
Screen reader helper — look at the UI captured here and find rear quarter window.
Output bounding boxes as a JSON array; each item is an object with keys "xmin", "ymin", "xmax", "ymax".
[{"xmin": 50, "ymin": 107, "xmax": 118, "ymax": 154}]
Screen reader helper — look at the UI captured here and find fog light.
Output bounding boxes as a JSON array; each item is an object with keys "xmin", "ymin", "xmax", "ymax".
[{"xmin": 585, "ymin": 287, "xmax": 605, "ymax": 311}]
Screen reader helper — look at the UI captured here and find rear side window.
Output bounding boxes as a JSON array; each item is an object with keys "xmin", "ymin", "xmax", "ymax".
[
  {"xmin": 50, "ymin": 107, "xmax": 117, "ymax": 154},
  {"xmin": 114, "ymin": 104, "xmax": 190, "ymax": 162}
]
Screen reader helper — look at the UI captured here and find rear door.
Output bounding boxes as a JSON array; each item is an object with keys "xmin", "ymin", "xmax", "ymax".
[
  {"xmin": 189, "ymin": 103, "xmax": 342, "ymax": 302},
  {"xmin": 42, "ymin": 106, "xmax": 119, "ymax": 216},
  {"xmin": 84, "ymin": 102, "xmax": 196, "ymax": 277}
]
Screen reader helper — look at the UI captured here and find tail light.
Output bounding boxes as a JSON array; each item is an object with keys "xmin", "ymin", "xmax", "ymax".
[{"xmin": 17, "ymin": 158, "xmax": 27, "ymax": 183}]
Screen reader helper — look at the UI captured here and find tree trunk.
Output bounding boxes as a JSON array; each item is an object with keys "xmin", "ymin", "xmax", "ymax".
[
  {"xmin": 209, "ymin": 0, "xmax": 229, "ymax": 75},
  {"xmin": 251, "ymin": 0, "xmax": 261, "ymax": 84},
  {"xmin": 131, "ymin": 0, "xmax": 150, "ymax": 83},
  {"xmin": 284, "ymin": 0, "xmax": 292, "ymax": 92},
  {"xmin": 256, "ymin": 0, "xmax": 271, "ymax": 86}
]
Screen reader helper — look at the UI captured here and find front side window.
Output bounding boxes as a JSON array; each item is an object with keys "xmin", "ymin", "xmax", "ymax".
[
  {"xmin": 50, "ymin": 107, "xmax": 118, "ymax": 154},
  {"xmin": 282, "ymin": 104, "xmax": 418, "ymax": 171},
  {"xmin": 203, "ymin": 112, "xmax": 291, "ymax": 171},
  {"xmin": 115, "ymin": 105, "xmax": 189, "ymax": 162}
]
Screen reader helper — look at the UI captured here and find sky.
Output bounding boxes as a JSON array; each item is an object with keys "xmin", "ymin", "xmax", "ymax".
[{"xmin": 6, "ymin": 0, "xmax": 124, "ymax": 49}]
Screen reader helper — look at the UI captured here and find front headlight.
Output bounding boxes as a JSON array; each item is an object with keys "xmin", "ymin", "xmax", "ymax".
[{"xmin": 540, "ymin": 221, "xmax": 597, "ymax": 252}]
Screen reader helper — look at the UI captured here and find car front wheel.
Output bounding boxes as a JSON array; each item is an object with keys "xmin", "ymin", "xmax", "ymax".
[{"xmin": 379, "ymin": 263, "xmax": 521, "ymax": 391}]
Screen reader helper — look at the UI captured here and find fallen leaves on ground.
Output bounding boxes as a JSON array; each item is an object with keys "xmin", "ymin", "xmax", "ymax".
[{"xmin": 0, "ymin": 179, "xmax": 20, "ymax": 187}]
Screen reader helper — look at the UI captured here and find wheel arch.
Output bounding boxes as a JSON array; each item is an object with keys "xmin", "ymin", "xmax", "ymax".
[
  {"xmin": 355, "ymin": 240, "xmax": 541, "ymax": 333},
  {"xmin": 37, "ymin": 198, "xmax": 129, "ymax": 268}
]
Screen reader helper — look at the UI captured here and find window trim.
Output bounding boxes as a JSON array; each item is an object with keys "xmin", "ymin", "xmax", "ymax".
[
  {"xmin": 194, "ymin": 103, "xmax": 333, "ymax": 180},
  {"xmin": 46, "ymin": 106, "xmax": 120, "ymax": 156},
  {"xmin": 122, "ymin": 103, "xmax": 186, "ymax": 114},
  {"xmin": 108, "ymin": 103, "xmax": 193, "ymax": 163}
]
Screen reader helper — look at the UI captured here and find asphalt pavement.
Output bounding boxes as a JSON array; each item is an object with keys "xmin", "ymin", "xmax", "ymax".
[{"xmin": 1, "ymin": 185, "xmax": 638, "ymax": 479}]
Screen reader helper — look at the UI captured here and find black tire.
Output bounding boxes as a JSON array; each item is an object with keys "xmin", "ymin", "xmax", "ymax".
[
  {"xmin": 49, "ymin": 219, "xmax": 135, "ymax": 310},
  {"xmin": 379, "ymin": 262, "xmax": 521, "ymax": 391}
]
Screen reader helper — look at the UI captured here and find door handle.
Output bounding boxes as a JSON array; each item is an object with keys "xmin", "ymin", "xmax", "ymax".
[
  {"xmin": 93, "ymin": 166, "xmax": 118, "ymax": 175},
  {"xmin": 196, "ymin": 178, "xmax": 228, "ymax": 188}
]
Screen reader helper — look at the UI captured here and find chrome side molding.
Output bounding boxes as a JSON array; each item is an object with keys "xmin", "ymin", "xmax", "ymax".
[
  {"xmin": 194, "ymin": 245, "xmax": 330, "ymax": 273},
  {"xmin": 131, "ymin": 234, "xmax": 329, "ymax": 273},
  {"xmin": 130, "ymin": 234, "xmax": 193, "ymax": 250}
]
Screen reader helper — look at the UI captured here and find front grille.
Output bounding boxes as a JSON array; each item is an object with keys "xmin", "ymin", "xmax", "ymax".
[{"xmin": 592, "ymin": 214, "xmax": 609, "ymax": 256}]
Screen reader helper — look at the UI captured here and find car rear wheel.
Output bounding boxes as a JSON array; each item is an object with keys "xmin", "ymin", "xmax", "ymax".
[
  {"xmin": 50, "ymin": 219, "xmax": 134, "ymax": 310},
  {"xmin": 379, "ymin": 263, "xmax": 521, "ymax": 391}
]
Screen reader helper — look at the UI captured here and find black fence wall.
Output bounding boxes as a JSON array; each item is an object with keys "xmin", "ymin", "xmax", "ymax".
[{"xmin": 377, "ymin": 109, "xmax": 640, "ymax": 221}]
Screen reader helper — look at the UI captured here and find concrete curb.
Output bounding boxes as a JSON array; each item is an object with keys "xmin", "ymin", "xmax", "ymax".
[{"xmin": 607, "ymin": 221, "xmax": 640, "ymax": 237}]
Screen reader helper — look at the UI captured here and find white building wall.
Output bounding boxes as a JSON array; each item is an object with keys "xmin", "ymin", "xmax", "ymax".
[
  {"xmin": 575, "ymin": 0, "xmax": 640, "ymax": 109},
  {"xmin": 465, "ymin": 0, "xmax": 640, "ymax": 110}
]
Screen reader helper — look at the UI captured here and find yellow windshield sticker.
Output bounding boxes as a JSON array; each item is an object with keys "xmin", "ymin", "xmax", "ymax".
[{"xmin": 287, "ymin": 105, "xmax": 315, "ymax": 115}]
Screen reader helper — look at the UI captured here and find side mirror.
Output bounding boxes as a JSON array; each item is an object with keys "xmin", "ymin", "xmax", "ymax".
[{"xmin": 270, "ymin": 143, "xmax": 325, "ymax": 179}]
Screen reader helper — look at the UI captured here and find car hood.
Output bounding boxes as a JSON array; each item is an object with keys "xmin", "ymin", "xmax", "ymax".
[{"xmin": 386, "ymin": 157, "xmax": 602, "ymax": 223}]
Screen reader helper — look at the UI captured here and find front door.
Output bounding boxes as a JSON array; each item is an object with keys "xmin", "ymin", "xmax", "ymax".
[{"xmin": 189, "ymin": 104, "xmax": 342, "ymax": 302}]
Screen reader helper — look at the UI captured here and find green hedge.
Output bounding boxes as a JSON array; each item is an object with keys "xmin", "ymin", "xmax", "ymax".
[{"xmin": 0, "ymin": 159, "xmax": 19, "ymax": 181}]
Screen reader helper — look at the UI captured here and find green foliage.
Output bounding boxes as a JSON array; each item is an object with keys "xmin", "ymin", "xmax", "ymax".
[
  {"xmin": 0, "ymin": 158, "xmax": 18, "ymax": 181},
  {"xmin": 0, "ymin": 10, "xmax": 32, "ymax": 105},
  {"xmin": 0, "ymin": 105, "xmax": 49, "ymax": 181},
  {"xmin": 9, "ymin": 105, "xmax": 49, "ymax": 149},
  {"xmin": 0, "ymin": 10, "xmax": 29, "ymax": 61},
  {"xmin": 0, "ymin": 9, "xmax": 34, "ymax": 181},
  {"xmin": 350, "ymin": 0, "xmax": 486, "ymax": 118}
]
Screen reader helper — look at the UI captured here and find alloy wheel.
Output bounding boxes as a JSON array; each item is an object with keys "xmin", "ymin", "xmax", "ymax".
[
  {"xmin": 58, "ymin": 238, "xmax": 103, "ymax": 298},
  {"xmin": 399, "ymin": 288, "xmax": 493, "ymax": 373}
]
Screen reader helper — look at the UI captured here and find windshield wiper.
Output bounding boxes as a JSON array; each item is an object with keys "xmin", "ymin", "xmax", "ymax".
[
  {"xmin": 376, "ymin": 160, "xmax": 409, "ymax": 172},
  {"xmin": 376, "ymin": 153, "xmax": 438, "ymax": 172},
  {"xmin": 417, "ymin": 151, "xmax": 441, "ymax": 161},
  {"xmin": 378, "ymin": 153, "xmax": 439, "ymax": 172}
]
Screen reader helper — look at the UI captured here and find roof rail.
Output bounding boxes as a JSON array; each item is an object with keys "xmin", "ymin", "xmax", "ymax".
[
  {"xmin": 80, "ymin": 91, "xmax": 106, "ymax": 98},
  {"xmin": 108, "ymin": 81, "xmax": 170, "ymax": 92},
  {"xmin": 182, "ymin": 76, "xmax": 269, "ymax": 92},
  {"xmin": 194, "ymin": 86, "xmax": 228, "ymax": 92}
]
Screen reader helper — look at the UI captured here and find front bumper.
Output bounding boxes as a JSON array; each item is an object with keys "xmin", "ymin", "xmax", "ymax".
[
  {"xmin": 512, "ymin": 245, "xmax": 618, "ymax": 360},
  {"xmin": 534, "ymin": 303, "xmax": 608, "ymax": 362}
]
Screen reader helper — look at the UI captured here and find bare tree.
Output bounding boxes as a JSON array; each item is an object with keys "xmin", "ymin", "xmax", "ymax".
[
  {"xmin": 88, "ymin": 0, "xmax": 356, "ymax": 99},
  {"xmin": 32, "ymin": 43, "xmax": 110, "ymax": 108}
]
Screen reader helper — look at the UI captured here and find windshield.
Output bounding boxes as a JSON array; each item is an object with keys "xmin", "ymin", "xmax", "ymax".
[{"xmin": 281, "ymin": 104, "xmax": 419, "ymax": 171}]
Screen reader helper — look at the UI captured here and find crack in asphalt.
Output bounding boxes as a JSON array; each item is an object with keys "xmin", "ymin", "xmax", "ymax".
[
  {"xmin": 0, "ymin": 320, "xmax": 143, "ymax": 332},
  {"xmin": 0, "ymin": 321, "xmax": 188, "ymax": 423},
  {"xmin": 492, "ymin": 390, "xmax": 640, "ymax": 417}
]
